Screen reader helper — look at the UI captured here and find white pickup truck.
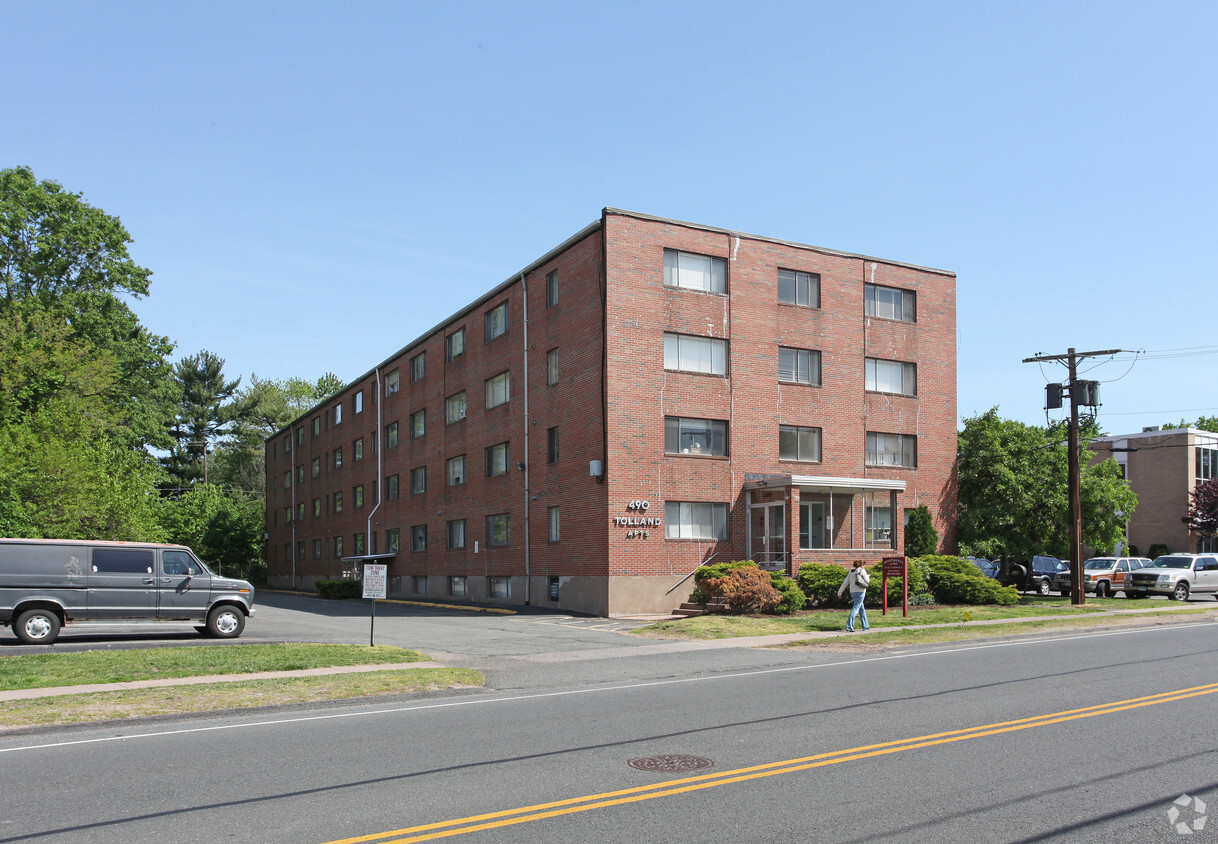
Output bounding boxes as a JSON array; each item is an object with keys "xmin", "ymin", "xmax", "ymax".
[{"xmin": 1123, "ymin": 554, "xmax": 1218, "ymax": 601}]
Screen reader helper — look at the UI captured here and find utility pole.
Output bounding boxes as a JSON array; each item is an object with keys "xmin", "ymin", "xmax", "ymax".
[{"xmin": 1022, "ymin": 347, "xmax": 1122, "ymax": 605}]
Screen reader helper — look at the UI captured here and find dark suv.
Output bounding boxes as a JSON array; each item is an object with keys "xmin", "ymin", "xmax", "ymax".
[{"xmin": 1000, "ymin": 555, "xmax": 1070, "ymax": 595}]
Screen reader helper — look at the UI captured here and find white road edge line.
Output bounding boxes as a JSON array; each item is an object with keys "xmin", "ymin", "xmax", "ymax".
[{"xmin": 2, "ymin": 621, "xmax": 1211, "ymax": 755}]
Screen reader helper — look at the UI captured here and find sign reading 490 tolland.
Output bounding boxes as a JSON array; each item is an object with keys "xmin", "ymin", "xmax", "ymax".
[{"xmin": 614, "ymin": 500, "xmax": 663, "ymax": 539}]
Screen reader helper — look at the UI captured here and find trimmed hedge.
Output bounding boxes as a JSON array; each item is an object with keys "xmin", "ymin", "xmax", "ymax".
[
  {"xmin": 316, "ymin": 578, "xmax": 363, "ymax": 600},
  {"xmin": 796, "ymin": 555, "xmax": 1019, "ymax": 607}
]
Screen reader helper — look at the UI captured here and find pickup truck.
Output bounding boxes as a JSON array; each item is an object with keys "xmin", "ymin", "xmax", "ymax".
[
  {"xmin": 1050, "ymin": 556, "xmax": 1152, "ymax": 598},
  {"xmin": 1124, "ymin": 554, "xmax": 1218, "ymax": 601}
]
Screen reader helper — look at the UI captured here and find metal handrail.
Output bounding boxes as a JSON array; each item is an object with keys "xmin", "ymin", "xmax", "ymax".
[{"xmin": 667, "ymin": 552, "xmax": 718, "ymax": 595}]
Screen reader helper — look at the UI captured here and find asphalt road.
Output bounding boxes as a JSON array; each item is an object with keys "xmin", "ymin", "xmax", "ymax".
[{"xmin": 2, "ymin": 595, "xmax": 1217, "ymax": 843}]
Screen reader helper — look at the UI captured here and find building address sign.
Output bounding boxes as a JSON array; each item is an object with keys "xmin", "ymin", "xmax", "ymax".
[{"xmin": 614, "ymin": 500, "xmax": 662, "ymax": 539}]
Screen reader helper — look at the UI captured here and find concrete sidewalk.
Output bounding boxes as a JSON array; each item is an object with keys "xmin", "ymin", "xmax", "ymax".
[{"xmin": 2, "ymin": 604, "xmax": 1211, "ymax": 702}]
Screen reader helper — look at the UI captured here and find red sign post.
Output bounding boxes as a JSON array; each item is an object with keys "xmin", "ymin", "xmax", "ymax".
[{"xmin": 881, "ymin": 555, "xmax": 908, "ymax": 617}]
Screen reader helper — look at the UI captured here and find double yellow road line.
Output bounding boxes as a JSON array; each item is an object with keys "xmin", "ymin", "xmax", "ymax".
[{"xmin": 326, "ymin": 681, "xmax": 1218, "ymax": 844}]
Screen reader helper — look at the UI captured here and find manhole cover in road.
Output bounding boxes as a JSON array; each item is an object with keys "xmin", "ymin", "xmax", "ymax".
[{"xmin": 627, "ymin": 755, "xmax": 715, "ymax": 773}]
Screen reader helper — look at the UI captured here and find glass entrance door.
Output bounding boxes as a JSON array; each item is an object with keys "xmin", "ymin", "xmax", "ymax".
[{"xmin": 750, "ymin": 502, "xmax": 786, "ymax": 570}]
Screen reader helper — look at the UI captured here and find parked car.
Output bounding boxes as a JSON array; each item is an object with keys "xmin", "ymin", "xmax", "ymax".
[
  {"xmin": 0, "ymin": 538, "xmax": 255, "ymax": 645},
  {"xmin": 1124, "ymin": 554, "xmax": 1218, "ymax": 601},
  {"xmin": 1051, "ymin": 556, "xmax": 1152, "ymax": 597},
  {"xmin": 965, "ymin": 557, "xmax": 1000, "ymax": 579},
  {"xmin": 1000, "ymin": 555, "xmax": 1069, "ymax": 595}
]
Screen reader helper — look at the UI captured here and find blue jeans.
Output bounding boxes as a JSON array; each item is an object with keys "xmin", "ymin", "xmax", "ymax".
[{"xmin": 847, "ymin": 591, "xmax": 869, "ymax": 631}]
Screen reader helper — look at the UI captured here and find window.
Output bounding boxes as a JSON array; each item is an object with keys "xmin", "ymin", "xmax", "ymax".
[
  {"xmin": 485, "ymin": 301, "xmax": 508, "ymax": 341},
  {"xmin": 354, "ymin": 437, "xmax": 364, "ymax": 461},
  {"xmin": 334, "ymin": 536, "xmax": 343, "ymax": 557},
  {"xmin": 311, "ymin": 457, "xmax": 321, "ymax": 478},
  {"xmin": 312, "ymin": 417, "xmax": 321, "ymax": 436},
  {"xmin": 91, "ymin": 548, "xmax": 154, "ymax": 574},
  {"xmin": 448, "ymin": 519, "xmax": 467, "ymax": 549},
  {"xmin": 386, "ymin": 421, "xmax": 399, "ymax": 448},
  {"xmin": 865, "ymin": 492, "xmax": 894, "ymax": 548},
  {"xmin": 778, "ymin": 269, "xmax": 820, "ymax": 307},
  {"xmin": 386, "ymin": 369, "xmax": 400, "ymax": 395},
  {"xmin": 410, "ymin": 351, "xmax": 425, "ymax": 382},
  {"xmin": 866, "ymin": 432, "xmax": 917, "ymax": 467},
  {"xmin": 297, "ymin": 541, "xmax": 306, "ymax": 562},
  {"xmin": 386, "ymin": 474, "xmax": 399, "ymax": 500},
  {"xmin": 284, "ymin": 506, "xmax": 291, "ymax": 524},
  {"xmin": 778, "ymin": 347, "xmax": 821, "ymax": 386},
  {"xmin": 411, "ymin": 524, "xmax": 427, "ymax": 551},
  {"xmin": 297, "ymin": 465, "xmax": 305, "ymax": 484},
  {"xmin": 487, "ymin": 513, "xmax": 511, "ymax": 546},
  {"xmin": 485, "ymin": 372, "xmax": 510, "ymax": 408},
  {"xmin": 411, "ymin": 409, "xmax": 426, "ymax": 438},
  {"xmin": 284, "ymin": 543, "xmax": 293, "ymax": 562},
  {"xmin": 354, "ymin": 533, "xmax": 365, "ymax": 555},
  {"xmin": 547, "ymin": 426, "xmax": 559, "ymax": 464},
  {"xmin": 334, "ymin": 403, "xmax": 342, "ymax": 425},
  {"xmin": 446, "ymin": 392, "xmax": 466, "ymax": 424},
  {"xmin": 548, "ymin": 506, "xmax": 560, "ymax": 542},
  {"xmin": 546, "ymin": 270, "xmax": 558, "ymax": 307},
  {"xmin": 411, "ymin": 466, "xmax": 426, "ymax": 494},
  {"xmin": 355, "ymin": 391, "xmax": 364, "ymax": 414},
  {"xmin": 313, "ymin": 539, "xmax": 322, "ymax": 559},
  {"xmin": 449, "ymin": 576, "xmax": 467, "ymax": 597},
  {"xmin": 297, "ymin": 427, "xmax": 305, "ymax": 445},
  {"xmin": 284, "ymin": 471, "xmax": 291, "ymax": 489},
  {"xmin": 665, "ymin": 502, "xmax": 729, "ymax": 540},
  {"xmin": 1198, "ymin": 446, "xmax": 1218, "ymax": 483},
  {"xmin": 665, "ymin": 417, "xmax": 728, "ymax": 456},
  {"xmin": 412, "ymin": 575, "xmax": 427, "ymax": 595},
  {"xmin": 284, "ymin": 435, "xmax": 291, "ymax": 453},
  {"xmin": 447, "ymin": 455, "xmax": 466, "ymax": 486},
  {"xmin": 334, "ymin": 447, "xmax": 342, "ymax": 469},
  {"xmin": 547, "ymin": 348, "xmax": 559, "ymax": 385},
  {"xmin": 334, "ymin": 491, "xmax": 343, "ymax": 512},
  {"xmin": 488, "ymin": 576, "xmax": 510, "ymax": 599},
  {"xmin": 486, "ymin": 442, "xmax": 509, "ymax": 477},
  {"xmin": 298, "ymin": 502, "xmax": 305, "ymax": 521},
  {"xmin": 780, "ymin": 425, "xmax": 822, "ymax": 462},
  {"xmin": 865, "ymin": 283, "xmax": 916, "ymax": 323},
  {"xmin": 312, "ymin": 498, "xmax": 321, "ymax": 517},
  {"xmin": 865, "ymin": 358, "xmax": 917, "ymax": 396},
  {"xmin": 446, "ymin": 328, "xmax": 465, "ymax": 361},
  {"xmin": 664, "ymin": 249, "xmax": 726, "ymax": 294},
  {"xmin": 387, "ymin": 528, "xmax": 400, "ymax": 553},
  {"xmin": 663, "ymin": 332, "xmax": 728, "ymax": 376},
  {"xmin": 354, "ymin": 484, "xmax": 364, "ymax": 509}
]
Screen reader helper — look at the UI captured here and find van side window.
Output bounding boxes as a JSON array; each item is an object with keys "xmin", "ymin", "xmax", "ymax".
[
  {"xmin": 92, "ymin": 548, "xmax": 154, "ymax": 574},
  {"xmin": 162, "ymin": 551, "xmax": 200, "ymax": 576}
]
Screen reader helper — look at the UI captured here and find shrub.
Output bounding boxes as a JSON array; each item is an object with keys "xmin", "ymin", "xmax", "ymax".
[
  {"xmin": 1148, "ymin": 543, "xmax": 1170, "ymax": 559},
  {"xmin": 796, "ymin": 562, "xmax": 854, "ymax": 605},
  {"xmin": 691, "ymin": 560, "xmax": 761, "ymax": 604},
  {"xmin": 702, "ymin": 565, "xmax": 783, "ymax": 614},
  {"xmin": 931, "ymin": 571, "xmax": 1020, "ymax": 605},
  {"xmin": 903, "ymin": 505, "xmax": 938, "ymax": 557},
  {"xmin": 769, "ymin": 572, "xmax": 806, "ymax": 614},
  {"xmin": 316, "ymin": 578, "xmax": 362, "ymax": 600},
  {"xmin": 1126, "ymin": 544, "xmax": 1140, "ymax": 556},
  {"xmin": 884, "ymin": 557, "xmax": 934, "ymax": 606}
]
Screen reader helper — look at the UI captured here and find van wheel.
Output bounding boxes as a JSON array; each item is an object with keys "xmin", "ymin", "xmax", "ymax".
[
  {"xmin": 206, "ymin": 606, "xmax": 246, "ymax": 638},
  {"xmin": 1172, "ymin": 582, "xmax": 1190, "ymax": 602},
  {"xmin": 15, "ymin": 609, "xmax": 61, "ymax": 645},
  {"xmin": 1095, "ymin": 582, "xmax": 1109, "ymax": 598},
  {"xmin": 1037, "ymin": 580, "xmax": 1052, "ymax": 596}
]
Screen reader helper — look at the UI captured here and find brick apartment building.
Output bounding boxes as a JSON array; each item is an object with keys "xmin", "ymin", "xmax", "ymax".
[
  {"xmin": 264, "ymin": 209, "xmax": 958, "ymax": 616},
  {"xmin": 1091, "ymin": 427, "xmax": 1218, "ymax": 555}
]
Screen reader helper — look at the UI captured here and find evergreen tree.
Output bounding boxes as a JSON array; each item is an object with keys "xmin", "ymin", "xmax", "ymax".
[
  {"xmin": 162, "ymin": 350, "xmax": 241, "ymax": 490},
  {"xmin": 903, "ymin": 504, "xmax": 938, "ymax": 557}
]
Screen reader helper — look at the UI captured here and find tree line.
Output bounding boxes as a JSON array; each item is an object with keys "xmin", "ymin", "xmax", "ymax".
[{"xmin": 0, "ymin": 165, "xmax": 337, "ymax": 579}]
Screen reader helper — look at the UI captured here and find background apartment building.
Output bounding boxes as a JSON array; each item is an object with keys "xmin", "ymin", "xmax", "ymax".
[
  {"xmin": 1091, "ymin": 427, "xmax": 1218, "ymax": 555},
  {"xmin": 265, "ymin": 209, "xmax": 958, "ymax": 616}
]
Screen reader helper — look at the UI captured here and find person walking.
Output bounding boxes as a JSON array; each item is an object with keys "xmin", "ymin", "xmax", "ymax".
[{"xmin": 837, "ymin": 560, "xmax": 871, "ymax": 632}]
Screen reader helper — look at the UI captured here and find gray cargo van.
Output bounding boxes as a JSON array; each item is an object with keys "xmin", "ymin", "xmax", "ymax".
[{"xmin": 0, "ymin": 538, "xmax": 255, "ymax": 644}]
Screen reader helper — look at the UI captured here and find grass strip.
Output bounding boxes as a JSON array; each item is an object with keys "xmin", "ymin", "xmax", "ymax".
[
  {"xmin": 773, "ymin": 608, "xmax": 1213, "ymax": 648},
  {"xmin": 0, "ymin": 668, "xmax": 483, "ymax": 730},
  {"xmin": 0, "ymin": 644, "xmax": 429, "ymax": 691}
]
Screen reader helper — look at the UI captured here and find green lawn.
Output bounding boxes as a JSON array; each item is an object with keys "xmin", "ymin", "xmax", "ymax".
[{"xmin": 0, "ymin": 643, "xmax": 429, "ymax": 691}]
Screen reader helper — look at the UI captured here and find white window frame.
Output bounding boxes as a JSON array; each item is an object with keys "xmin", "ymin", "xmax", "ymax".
[
  {"xmin": 865, "ymin": 358, "xmax": 916, "ymax": 396},
  {"xmin": 664, "ymin": 501, "xmax": 729, "ymax": 540},
  {"xmin": 664, "ymin": 249, "xmax": 726, "ymax": 294},
  {"xmin": 663, "ymin": 332, "xmax": 728, "ymax": 376}
]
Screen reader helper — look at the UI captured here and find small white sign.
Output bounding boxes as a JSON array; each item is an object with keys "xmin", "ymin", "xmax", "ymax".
[{"xmin": 362, "ymin": 564, "xmax": 388, "ymax": 599}]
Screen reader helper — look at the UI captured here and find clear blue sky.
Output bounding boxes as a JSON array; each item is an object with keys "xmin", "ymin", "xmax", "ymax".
[{"xmin": 5, "ymin": 0, "xmax": 1215, "ymax": 433}]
